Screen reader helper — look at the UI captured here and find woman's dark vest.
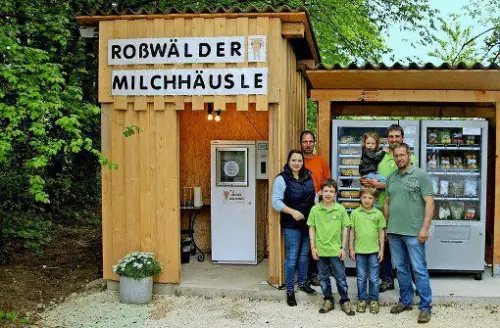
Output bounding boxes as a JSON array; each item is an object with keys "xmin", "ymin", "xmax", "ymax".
[{"xmin": 279, "ymin": 165, "xmax": 315, "ymax": 229}]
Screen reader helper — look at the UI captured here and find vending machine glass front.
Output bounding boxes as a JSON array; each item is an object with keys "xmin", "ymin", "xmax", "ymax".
[{"xmin": 216, "ymin": 148, "xmax": 248, "ymax": 186}]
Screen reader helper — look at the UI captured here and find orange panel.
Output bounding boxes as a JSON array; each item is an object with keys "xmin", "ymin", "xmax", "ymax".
[{"xmin": 179, "ymin": 103, "xmax": 269, "ymax": 203}]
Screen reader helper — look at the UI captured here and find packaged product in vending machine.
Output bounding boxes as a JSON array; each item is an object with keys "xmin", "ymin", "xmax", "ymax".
[
  {"xmin": 452, "ymin": 131, "xmax": 464, "ymax": 144},
  {"xmin": 449, "ymin": 180, "xmax": 464, "ymax": 196},
  {"xmin": 465, "ymin": 153, "xmax": 478, "ymax": 170},
  {"xmin": 440, "ymin": 156, "xmax": 451, "ymax": 170},
  {"xmin": 465, "ymin": 135, "xmax": 476, "ymax": 145},
  {"xmin": 464, "ymin": 205, "xmax": 477, "ymax": 220},
  {"xmin": 427, "ymin": 154, "xmax": 438, "ymax": 169},
  {"xmin": 464, "ymin": 178, "xmax": 478, "ymax": 197},
  {"xmin": 438, "ymin": 202, "xmax": 451, "ymax": 220},
  {"xmin": 340, "ymin": 135, "xmax": 356, "ymax": 144},
  {"xmin": 428, "ymin": 130, "xmax": 439, "ymax": 144},
  {"xmin": 439, "ymin": 130, "xmax": 452, "ymax": 144},
  {"xmin": 439, "ymin": 180, "xmax": 449, "ymax": 196},
  {"xmin": 431, "ymin": 176, "xmax": 439, "ymax": 194},
  {"xmin": 450, "ymin": 202, "xmax": 465, "ymax": 220},
  {"xmin": 451, "ymin": 156, "xmax": 464, "ymax": 169}
]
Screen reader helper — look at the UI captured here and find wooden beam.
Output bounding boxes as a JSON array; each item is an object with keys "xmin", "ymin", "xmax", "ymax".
[
  {"xmin": 494, "ymin": 102, "xmax": 500, "ymax": 277},
  {"xmin": 317, "ymin": 101, "xmax": 331, "ymax": 166},
  {"xmin": 297, "ymin": 59, "xmax": 315, "ymax": 68},
  {"xmin": 306, "ymin": 70, "xmax": 500, "ymax": 91},
  {"xmin": 311, "ymin": 89, "xmax": 500, "ymax": 103},
  {"xmin": 281, "ymin": 22, "xmax": 304, "ymax": 38}
]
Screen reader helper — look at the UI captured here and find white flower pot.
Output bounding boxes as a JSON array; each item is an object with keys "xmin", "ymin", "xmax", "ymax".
[{"xmin": 119, "ymin": 276, "xmax": 153, "ymax": 304}]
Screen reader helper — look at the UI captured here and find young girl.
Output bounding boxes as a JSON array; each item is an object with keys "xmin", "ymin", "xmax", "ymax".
[
  {"xmin": 349, "ymin": 188, "xmax": 386, "ymax": 314},
  {"xmin": 359, "ymin": 132, "xmax": 386, "ymax": 183}
]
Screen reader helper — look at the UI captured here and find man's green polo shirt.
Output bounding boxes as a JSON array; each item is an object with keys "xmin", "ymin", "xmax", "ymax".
[
  {"xmin": 307, "ymin": 202, "xmax": 351, "ymax": 257},
  {"xmin": 386, "ymin": 165, "xmax": 434, "ymax": 236},
  {"xmin": 350, "ymin": 207, "xmax": 386, "ymax": 254},
  {"xmin": 377, "ymin": 152, "xmax": 418, "ymax": 208}
]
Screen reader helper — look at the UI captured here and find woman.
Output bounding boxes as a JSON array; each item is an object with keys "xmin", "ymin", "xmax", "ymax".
[{"xmin": 272, "ymin": 149, "xmax": 316, "ymax": 306}]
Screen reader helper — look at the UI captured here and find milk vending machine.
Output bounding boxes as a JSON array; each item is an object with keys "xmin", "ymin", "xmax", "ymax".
[
  {"xmin": 211, "ymin": 140, "xmax": 267, "ymax": 264},
  {"xmin": 421, "ymin": 120, "xmax": 488, "ymax": 279}
]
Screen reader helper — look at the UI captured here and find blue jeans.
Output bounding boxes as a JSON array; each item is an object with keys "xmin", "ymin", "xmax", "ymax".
[
  {"xmin": 317, "ymin": 257, "xmax": 350, "ymax": 304},
  {"xmin": 356, "ymin": 253, "xmax": 380, "ymax": 302},
  {"xmin": 388, "ymin": 234, "xmax": 432, "ymax": 312},
  {"xmin": 283, "ymin": 227, "xmax": 310, "ymax": 293},
  {"xmin": 366, "ymin": 172, "xmax": 387, "ymax": 183}
]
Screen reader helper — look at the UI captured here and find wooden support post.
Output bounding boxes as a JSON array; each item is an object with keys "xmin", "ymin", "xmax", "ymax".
[
  {"xmin": 317, "ymin": 101, "xmax": 331, "ymax": 165},
  {"xmin": 494, "ymin": 102, "xmax": 500, "ymax": 276},
  {"xmin": 281, "ymin": 22, "xmax": 305, "ymax": 38}
]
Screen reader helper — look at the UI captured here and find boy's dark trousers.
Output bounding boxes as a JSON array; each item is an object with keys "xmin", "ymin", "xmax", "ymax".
[{"xmin": 317, "ymin": 256, "xmax": 350, "ymax": 303}]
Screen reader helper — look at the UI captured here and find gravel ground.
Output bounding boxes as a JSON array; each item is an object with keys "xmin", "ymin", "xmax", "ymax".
[{"xmin": 38, "ymin": 290, "xmax": 500, "ymax": 328}]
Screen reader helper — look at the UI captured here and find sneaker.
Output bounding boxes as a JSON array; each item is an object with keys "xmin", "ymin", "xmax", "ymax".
[
  {"xmin": 369, "ymin": 301, "xmax": 380, "ymax": 314},
  {"xmin": 379, "ymin": 282, "xmax": 395, "ymax": 293},
  {"xmin": 390, "ymin": 303, "xmax": 413, "ymax": 314},
  {"xmin": 298, "ymin": 284, "xmax": 317, "ymax": 295},
  {"xmin": 341, "ymin": 301, "xmax": 356, "ymax": 316},
  {"xmin": 286, "ymin": 292, "xmax": 297, "ymax": 307},
  {"xmin": 417, "ymin": 310, "xmax": 431, "ymax": 323},
  {"xmin": 356, "ymin": 300, "xmax": 367, "ymax": 313},
  {"xmin": 310, "ymin": 274, "xmax": 320, "ymax": 287},
  {"xmin": 319, "ymin": 299, "xmax": 334, "ymax": 313}
]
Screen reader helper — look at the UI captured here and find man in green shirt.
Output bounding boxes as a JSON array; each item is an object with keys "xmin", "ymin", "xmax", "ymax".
[
  {"xmin": 361, "ymin": 124, "xmax": 417, "ymax": 292},
  {"xmin": 384, "ymin": 143, "xmax": 434, "ymax": 324}
]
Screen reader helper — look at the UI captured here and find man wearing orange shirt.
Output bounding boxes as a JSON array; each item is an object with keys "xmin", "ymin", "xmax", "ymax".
[{"xmin": 300, "ymin": 130, "xmax": 331, "ymax": 286}]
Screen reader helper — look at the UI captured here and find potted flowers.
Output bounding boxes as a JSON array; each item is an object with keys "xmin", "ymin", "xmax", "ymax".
[{"xmin": 113, "ymin": 252, "xmax": 163, "ymax": 304}]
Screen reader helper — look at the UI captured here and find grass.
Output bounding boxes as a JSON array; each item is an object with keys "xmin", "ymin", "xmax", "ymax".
[{"xmin": 0, "ymin": 308, "xmax": 29, "ymax": 325}]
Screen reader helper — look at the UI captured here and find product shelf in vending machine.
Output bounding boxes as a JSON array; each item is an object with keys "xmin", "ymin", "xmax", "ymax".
[
  {"xmin": 421, "ymin": 120, "xmax": 488, "ymax": 279},
  {"xmin": 331, "ymin": 119, "xmax": 420, "ymax": 268}
]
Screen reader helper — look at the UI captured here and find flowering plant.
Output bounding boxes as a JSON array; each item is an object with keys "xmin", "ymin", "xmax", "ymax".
[{"xmin": 113, "ymin": 252, "xmax": 162, "ymax": 280}]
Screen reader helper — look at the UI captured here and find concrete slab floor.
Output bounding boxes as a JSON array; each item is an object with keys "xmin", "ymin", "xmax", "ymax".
[{"xmin": 107, "ymin": 255, "xmax": 500, "ymax": 305}]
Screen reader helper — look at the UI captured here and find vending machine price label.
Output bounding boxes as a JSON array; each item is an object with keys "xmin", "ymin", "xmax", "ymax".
[{"xmin": 463, "ymin": 128, "xmax": 481, "ymax": 135}]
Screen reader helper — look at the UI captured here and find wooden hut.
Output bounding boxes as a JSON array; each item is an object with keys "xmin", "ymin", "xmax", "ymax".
[{"xmin": 76, "ymin": 7, "xmax": 319, "ymax": 284}]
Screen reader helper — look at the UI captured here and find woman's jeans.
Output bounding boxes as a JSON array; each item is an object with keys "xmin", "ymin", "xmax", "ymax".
[
  {"xmin": 355, "ymin": 253, "xmax": 380, "ymax": 302},
  {"xmin": 317, "ymin": 256, "xmax": 350, "ymax": 304},
  {"xmin": 284, "ymin": 227, "xmax": 310, "ymax": 293},
  {"xmin": 388, "ymin": 233, "xmax": 432, "ymax": 312}
]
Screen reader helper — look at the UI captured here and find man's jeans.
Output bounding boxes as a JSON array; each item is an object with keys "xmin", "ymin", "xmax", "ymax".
[
  {"xmin": 317, "ymin": 256, "xmax": 350, "ymax": 304},
  {"xmin": 356, "ymin": 253, "xmax": 380, "ymax": 302},
  {"xmin": 388, "ymin": 234, "xmax": 432, "ymax": 312},
  {"xmin": 284, "ymin": 227, "xmax": 310, "ymax": 293}
]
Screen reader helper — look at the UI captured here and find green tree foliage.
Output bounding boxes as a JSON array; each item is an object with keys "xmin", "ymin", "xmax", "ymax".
[
  {"xmin": 465, "ymin": 0, "xmax": 499, "ymax": 63},
  {"xmin": 0, "ymin": 0, "xmax": 441, "ymax": 255},
  {"xmin": 427, "ymin": 15, "xmax": 481, "ymax": 65}
]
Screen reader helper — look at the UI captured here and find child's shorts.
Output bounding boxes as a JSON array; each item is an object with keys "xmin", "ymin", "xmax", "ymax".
[{"xmin": 365, "ymin": 172, "xmax": 387, "ymax": 183}]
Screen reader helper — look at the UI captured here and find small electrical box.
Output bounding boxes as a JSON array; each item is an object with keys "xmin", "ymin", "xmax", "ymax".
[{"xmin": 256, "ymin": 141, "xmax": 269, "ymax": 179}]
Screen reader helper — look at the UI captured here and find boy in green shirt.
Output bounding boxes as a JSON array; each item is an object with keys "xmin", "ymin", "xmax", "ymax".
[
  {"xmin": 349, "ymin": 188, "xmax": 386, "ymax": 314},
  {"xmin": 308, "ymin": 179, "xmax": 355, "ymax": 315}
]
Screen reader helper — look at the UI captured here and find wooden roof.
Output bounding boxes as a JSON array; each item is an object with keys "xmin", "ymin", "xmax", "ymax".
[
  {"xmin": 306, "ymin": 63, "xmax": 500, "ymax": 91},
  {"xmin": 75, "ymin": 6, "xmax": 320, "ymax": 63}
]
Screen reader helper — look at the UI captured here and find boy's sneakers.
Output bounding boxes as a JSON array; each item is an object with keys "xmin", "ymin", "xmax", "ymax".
[
  {"xmin": 369, "ymin": 301, "xmax": 380, "ymax": 314},
  {"xmin": 390, "ymin": 303, "xmax": 413, "ymax": 314},
  {"xmin": 379, "ymin": 282, "xmax": 395, "ymax": 293},
  {"xmin": 319, "ymin": 299, "xmax": 334, "ymax": 313},
  {"xmin": 286, "ymin": 292, "xmax": 297, "ymax": 307},
  {"xmin": 356, "ymin": 301, "xmax": 367, "ymax": 313},
  {"xmin": 341, "ymin": 301, "xmax": 356, "ymax": 316},
  {"xmin": 418, "ymin": 310, "xmax": 431, "ymax": 323},
  {"xmin": 298, "ymin": 284, "xmax": 317, "ymax": 294}
]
